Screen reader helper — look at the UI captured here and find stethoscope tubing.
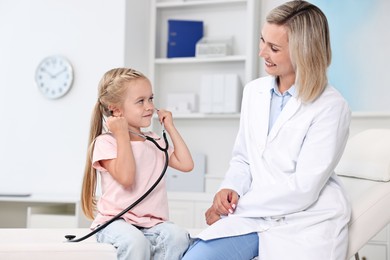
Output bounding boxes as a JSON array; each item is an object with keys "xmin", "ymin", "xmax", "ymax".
[{"xmin": 65, "ymin": 131, "xmax": 169, "ymax": 242}]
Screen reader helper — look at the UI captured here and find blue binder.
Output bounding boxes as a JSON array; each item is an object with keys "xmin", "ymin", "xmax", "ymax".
[{"xmin": 167, "ymin": 19, "xmax": 203, "ymax": 58}]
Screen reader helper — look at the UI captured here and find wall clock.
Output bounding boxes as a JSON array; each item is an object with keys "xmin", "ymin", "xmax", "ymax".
[{"xmin": 35, "ymin": 55, "xmax": 74, "ymax": 99}]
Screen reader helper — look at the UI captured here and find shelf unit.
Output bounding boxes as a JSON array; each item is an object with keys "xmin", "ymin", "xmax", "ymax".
[
  {"xmin": 149, "ymin": 0, "xmax": 260, "ymax": 111},
  {"xmin": 149, "ymin": 0, "xmax": 260, "ymax": 180},
  {"xmin": 0, "ymin": 194, "xmax": 90, "ymax": 228},
  {"xmin": 167, "ymin": 191, "xmax": 214, "ymax": 229},
  {"xmin": 154, "ymin": 55, "xmax": 246, "ymax": 64}
]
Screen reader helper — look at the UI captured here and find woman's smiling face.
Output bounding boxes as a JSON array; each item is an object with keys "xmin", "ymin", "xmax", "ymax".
[{"xmin": 259, "ymin": 22, "xmax": 295, "ymax": 90}]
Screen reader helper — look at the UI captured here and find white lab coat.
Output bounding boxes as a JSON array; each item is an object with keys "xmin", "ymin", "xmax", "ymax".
[{"xmin": 197, "ymin": 76, "xmax": 352, "ymax": 260}]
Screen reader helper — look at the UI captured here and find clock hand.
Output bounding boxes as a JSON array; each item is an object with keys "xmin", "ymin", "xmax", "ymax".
[
  {"xmin": 53, "ymin": 67, "xmax": 67, "ymax": 77},
  {"xmin": 41, "ymin": 68, "xmax": 55, "ymax": 78}
]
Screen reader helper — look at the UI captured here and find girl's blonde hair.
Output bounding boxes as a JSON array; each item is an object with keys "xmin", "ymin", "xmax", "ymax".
[
  {"xmin": 81, "ymin": 67, "xmax": 146, "ymax": 220},
  {"xmin": 267, "ymin": 0, "xmax": 331, "ymax": 103}
]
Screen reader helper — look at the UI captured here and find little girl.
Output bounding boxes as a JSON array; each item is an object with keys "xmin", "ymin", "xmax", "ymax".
[{"xmin": 81, "ymin": 68, "xmax": 194, "ymax": 260}]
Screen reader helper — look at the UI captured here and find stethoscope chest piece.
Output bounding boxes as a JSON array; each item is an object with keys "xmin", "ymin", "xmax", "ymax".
[{"xmin": 65, "ymin": 235, "xmax": 76, "ymax": 241}]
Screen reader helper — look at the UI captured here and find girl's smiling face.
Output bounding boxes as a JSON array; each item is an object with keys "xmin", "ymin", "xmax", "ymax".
[
  {"xmin": 119, "ymin": 78, "xmax": 155, "ymax": 132},
  {"xmin": 259, "ymin": 22, "xmax": 295, "ymax": 91}
]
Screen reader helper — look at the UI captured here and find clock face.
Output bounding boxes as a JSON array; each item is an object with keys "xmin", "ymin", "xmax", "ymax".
[{"xmin": 35, "ymin": 56, "xmax": 74, "ymax": 99}]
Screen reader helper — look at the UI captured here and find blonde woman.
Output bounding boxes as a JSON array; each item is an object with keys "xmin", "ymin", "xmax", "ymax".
[
  {"xmin": 81, "ymin": 68, "xmax": 193, "ymax": 259},
  {"xmin": 183, "ymin": 1, "xmax": 351, "ymax": 259}
]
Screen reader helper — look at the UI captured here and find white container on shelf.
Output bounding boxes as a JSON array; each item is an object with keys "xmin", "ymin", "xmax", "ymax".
[
  {"xmin": 195, "ymin": 36, "xmax": 233, "ymax": 57},
  {"xmin": 199, "ymin": 73, "xmax": 242, "ymax": 114},
  {"xmin": 167, "ymin": 93, "xmax": 198, "ymax": 113}
]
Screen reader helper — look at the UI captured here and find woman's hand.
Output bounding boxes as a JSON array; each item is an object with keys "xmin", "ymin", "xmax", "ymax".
[
  {"xmin": 205, "ymin": 189, "xmax": 239, "ymax": 225},
  {"xmin": 212, "ymin": 189, "xmax": 239, "ymax": 216}
]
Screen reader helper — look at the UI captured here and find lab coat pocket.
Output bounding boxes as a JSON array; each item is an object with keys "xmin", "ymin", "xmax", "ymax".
[
  {"xmin": 267, "ymin": 125, "xmax": 308, "ymax": 173},
  {"xmin": 278, "ymin": 124, "xmax": 308, "ymax": 157}
]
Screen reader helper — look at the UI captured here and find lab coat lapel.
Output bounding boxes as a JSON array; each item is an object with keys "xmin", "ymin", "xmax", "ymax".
[
  {"xmin": 268, "ymin": 97, "xmax": 301, "ymax": 142},
  {"xmin": 248, "ymin": 81, "xmax": 272, "ymax": 148}
]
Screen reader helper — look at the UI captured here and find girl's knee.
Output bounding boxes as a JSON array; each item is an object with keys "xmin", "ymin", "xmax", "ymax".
[
  {"xmin": 96, "ymin": 221, "xmax": 152, "ymax": 259},
  {"xmin": 115, "ymin": 232, "xmax": 151, "ymax": 259},
  {"xmin": 118, "ymin": 230, "xmax": 149, "ymax": 249},
  {"xmin": 160, "ymin": 223, "xmax": 190, "ymax": 245},
  {"xmin": 150, "ymin": 222, "xmax": 190, "ymax": 258}
]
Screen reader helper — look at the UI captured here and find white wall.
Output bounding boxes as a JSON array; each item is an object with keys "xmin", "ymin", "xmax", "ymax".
[
  {"xmin": 0, "ymin": 0, "xmax": 128, "ymax": 195},
  {"xmin": 125, "ymin": 1, "xmax": 151, "ymax": 75}
]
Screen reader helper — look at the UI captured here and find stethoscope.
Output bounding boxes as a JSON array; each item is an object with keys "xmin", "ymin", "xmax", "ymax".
[{"xmin": 65, "ymin": 127, "xmax": 169, "ymax": 242}]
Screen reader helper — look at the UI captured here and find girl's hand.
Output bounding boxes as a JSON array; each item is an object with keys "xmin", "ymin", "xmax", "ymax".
[
  {"xmin": 157, "ymin": 108, "xmax": 194, "ymax": 173},
  {"xmin": 106, "ymin": 116, "xmax": 129, "ymax": 138},
  {"xmin": 156, "ymin": 109, "xmax": 173, "ymax": 129},
  {"xmin": 102, "ymin": 115, "xmax": 134, "ymax": 187},
  {"xmin": 205, "ymin": 206, "xmax": 221, "ymax": 225}
]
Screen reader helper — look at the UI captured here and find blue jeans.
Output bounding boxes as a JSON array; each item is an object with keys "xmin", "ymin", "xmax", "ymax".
[
  {"xmin": 183, "ymin": 232, "xmax": 259, "ymax": 260},
  {"xmin": 96, "ymin": 219, "xmax": 190, "ymax": 260}
]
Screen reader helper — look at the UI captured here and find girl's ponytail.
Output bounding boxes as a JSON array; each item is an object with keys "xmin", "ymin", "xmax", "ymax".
[{"xmin": 81, "ymin": 101, "xmax": 104, "ymax": 220}]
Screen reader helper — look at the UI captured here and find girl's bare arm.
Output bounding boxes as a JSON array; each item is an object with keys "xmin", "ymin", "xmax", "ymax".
[
  {"xmin": 100, "ymin": 116, "xmax": 136, "ymax": 188},
  {"xmin": 157, "ymin": 109, "xmax": 194, "ymax": 172}
]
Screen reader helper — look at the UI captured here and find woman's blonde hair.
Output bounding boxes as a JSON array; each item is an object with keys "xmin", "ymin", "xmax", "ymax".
[
  {"xmin": 267, "ymin": 0, "xmax": 331, "ymax": 102},
  {"xmin": 81, "ymin": 68, "xmax": 146, "ymax": 220}
]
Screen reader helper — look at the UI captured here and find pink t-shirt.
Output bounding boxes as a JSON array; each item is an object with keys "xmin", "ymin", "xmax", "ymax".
[{"xmin": 91, "ymin": 131, "xmax": 172, "ymax": 229}]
